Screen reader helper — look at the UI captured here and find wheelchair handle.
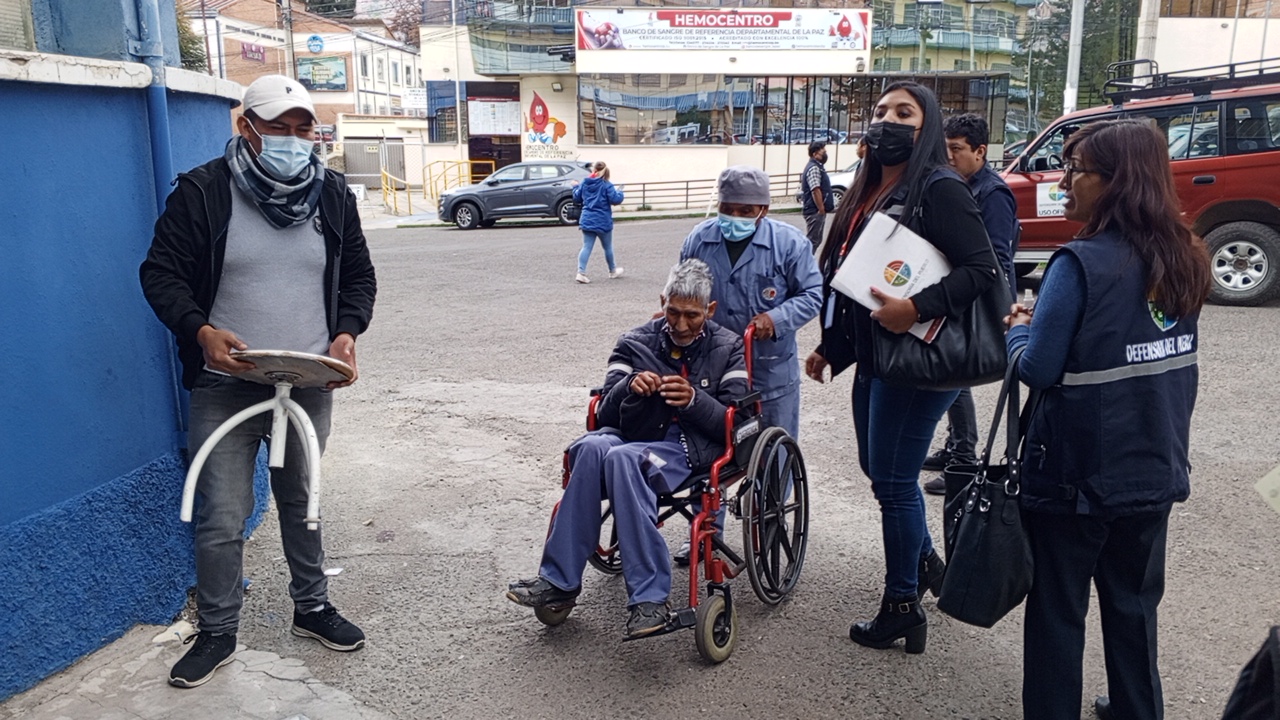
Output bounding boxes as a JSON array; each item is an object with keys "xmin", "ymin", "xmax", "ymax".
[{"xmin": 742, "ymin": 326, "xmax": 755, "ymax": 391}]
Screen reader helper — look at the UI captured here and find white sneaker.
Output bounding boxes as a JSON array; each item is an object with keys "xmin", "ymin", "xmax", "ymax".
[
  {"xmin": 575, "ymin": 272, "xmax": 591, "ymax": 284},
  {"xmin": 609, "ymin": 268, "xmax": 625, "ymax": 279}
]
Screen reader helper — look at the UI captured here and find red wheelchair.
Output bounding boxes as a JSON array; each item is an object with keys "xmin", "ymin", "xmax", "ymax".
[{"xmin": 530, "ymin": 328, "xmax": 811, "ymax": 663}]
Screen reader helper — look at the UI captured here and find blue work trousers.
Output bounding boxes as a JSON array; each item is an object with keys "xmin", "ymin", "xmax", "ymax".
[
  {"xmin": 578, "ymin": 230, "xmax": 616, "ymax": 274},
  {"xmin": 760, "ymin": 384, "xmax": 800, "ymax": 440},
  {"xmin": 539, "ymin": 427, "xmax": 691, "ymax": 607},
  {"xmin": 852, "ymin": 373, "xmax": 958, "ymax": 599}
]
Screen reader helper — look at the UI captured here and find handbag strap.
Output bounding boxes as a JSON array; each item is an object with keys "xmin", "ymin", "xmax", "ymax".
[{"xmin": 973, "ymin": 348, "xmax": 1027, "ymax": 495}]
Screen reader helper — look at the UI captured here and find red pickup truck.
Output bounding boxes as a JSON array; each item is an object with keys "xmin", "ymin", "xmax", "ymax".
[{"xmin": 1002, "ymin": 60, "xmax": 1280, "ymax": 306}]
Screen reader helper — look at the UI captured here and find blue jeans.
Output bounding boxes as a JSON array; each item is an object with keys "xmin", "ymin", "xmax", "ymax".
[
  {"xmin": 539, "ymin": 427, "xmax": 691, "ymax": 606},
  {"xmin": 578, "ymin": 230, "xmax": 615, "ymax": 274},
  {"xmin": 852, "ymin": 373, "xmax": 958, "ymax": 599},
  {"xmin": 188, "ymin": 371, "xmax": 333, "ymax": 634}
]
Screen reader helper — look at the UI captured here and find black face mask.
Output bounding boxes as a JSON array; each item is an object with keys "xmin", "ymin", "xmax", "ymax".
[{"xmin": 866, "ymin": 121, "xmax": 916, "ymax": 167}]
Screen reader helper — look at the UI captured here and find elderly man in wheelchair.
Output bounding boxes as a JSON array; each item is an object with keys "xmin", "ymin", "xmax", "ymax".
[{"xmin": 507, "ymin": 259, "xmax": 810, "ymax": 662}]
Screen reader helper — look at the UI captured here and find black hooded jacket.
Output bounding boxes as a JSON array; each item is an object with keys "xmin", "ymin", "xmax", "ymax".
[{"xmin": 139, "ymin": 156, "xmax": 377, "ymax": 389}]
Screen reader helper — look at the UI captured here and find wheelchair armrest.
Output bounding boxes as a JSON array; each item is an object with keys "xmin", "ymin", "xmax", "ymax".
[
  {"xmin": 731, "ymin": 391, "xmax": 761, "ymax": 409},
  {"xmin": 589, "ymin": 386, "xmax": 604, "ymax": 397}
]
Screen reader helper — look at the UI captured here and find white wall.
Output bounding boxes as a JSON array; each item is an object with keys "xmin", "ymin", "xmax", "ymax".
[
  {"xmin": 1153, "ymin": 18, "xmax": 1280, "ymax": 71},
  {"xmin": 520, "ymin": 75, "xmax": 580, "ymax": 161},
  {"xmin": 419, "ymin": 24, "xmax": 488, "ymax": 84}
]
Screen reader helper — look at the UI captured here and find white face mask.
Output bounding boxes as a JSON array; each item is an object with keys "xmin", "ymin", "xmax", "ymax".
[{"xmin": 248, "ymin": 123, "xmax": 314, "ymax": 180}]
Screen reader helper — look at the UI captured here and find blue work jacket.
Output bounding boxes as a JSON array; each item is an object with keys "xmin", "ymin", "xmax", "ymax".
[
  {"xmin": 680, "ymin": 216, "xmax": 823, "ymax": 401},
  {"xmin": 572, "ymin": 175, "xmax": 623, "ymax": 234}
]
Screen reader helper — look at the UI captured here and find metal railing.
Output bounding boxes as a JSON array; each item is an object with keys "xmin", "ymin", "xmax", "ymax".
[
  {"xmin": 380, "ymin": 170, "xmax": 413, "ymax": 216},
  {"xmin": 620, "ymin": 173, "xmax": 807, "ymax": 213},
  {"xmin": 423, "ymin": 160, "xmax": 497, "ymax": 202}
]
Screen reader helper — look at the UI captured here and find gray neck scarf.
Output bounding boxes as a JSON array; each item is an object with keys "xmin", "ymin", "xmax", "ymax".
[{"xmin": 224, "ymin": 136, "xmax": 325, "ymax": 229}]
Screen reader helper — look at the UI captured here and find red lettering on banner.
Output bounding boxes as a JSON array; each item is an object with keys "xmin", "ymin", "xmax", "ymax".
[{"xmin": 655, "ymin": 10, "xmax": 793, "ymax": 27}]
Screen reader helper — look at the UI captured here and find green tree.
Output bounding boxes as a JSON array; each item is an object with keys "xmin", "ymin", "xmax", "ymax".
[
  {"xmin": 176, "ymin": 4, "xmax": 208, "ymax": 73},
  {"xmin": 1023, "ymin": 0, "xmax": 1138, "ymax": 127}
]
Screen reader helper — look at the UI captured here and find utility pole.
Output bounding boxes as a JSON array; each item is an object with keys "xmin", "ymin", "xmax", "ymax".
[
  {"xmin": 279, "ymin": 0, "xmax": 296, "ymax": 79},
  {"xmin": 1063, "ymin": 0, "xmax": 1085, "ymax": 114},
  {"xmin": 1135, "ymin": 0, "xmax": 1160, "ymax": 63}
]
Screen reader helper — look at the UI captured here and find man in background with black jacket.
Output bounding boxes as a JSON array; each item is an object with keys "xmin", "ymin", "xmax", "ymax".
[
  {"xmin": 800, "ymin": 141, "xmax": 834, "ymax": 252},
  {"xmin": 139, "ymin": 75, "xmax": 377, "ymax": 689},
  {"xmin": 921, "ymin": 113, "xmax": 1020, "ymax": 495}
]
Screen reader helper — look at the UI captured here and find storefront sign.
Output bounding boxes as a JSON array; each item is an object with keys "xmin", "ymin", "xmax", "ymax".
[
  {"xmin": 522, "ymin": 88, "xmax": 577, "ymax": 160},
  {"xmin": 402, "ymin": 88, "xmax": 428, "ymax": 110},
  {"xmin": 575, "ymin": 9, "xmax": 871, "ymax": 52},
  {"xmin": 297, "ymin": 56, "xmax": 348, "ymax": 92},
  {"xmin": 307, "ymin": 34, "xmax": 325, "ymax": 53},
  {"xmin": 1036, "ymin": 181, "xmax": 1066, "ymax": 217},
  {"xmin": 241, "ymin": 42, "xmax": 265, "ymax": 62}
]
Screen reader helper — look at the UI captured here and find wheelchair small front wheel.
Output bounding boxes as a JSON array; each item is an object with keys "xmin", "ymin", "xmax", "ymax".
[
  {"xmin": 741, "ymin": 426, "xmax": 810, "ymax": 606},
  {"xmin": 534, "ymin": 604, "xmax": 573, "ymax": 626},
  {"xmin": 694, "ymin": 593, "xmax": 737, "ymax": 664}
]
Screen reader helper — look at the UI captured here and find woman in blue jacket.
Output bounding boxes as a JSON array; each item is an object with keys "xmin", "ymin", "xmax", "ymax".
[{"xmin": 573, "ymin": 161, "xmax": 625, "ymax": 284}]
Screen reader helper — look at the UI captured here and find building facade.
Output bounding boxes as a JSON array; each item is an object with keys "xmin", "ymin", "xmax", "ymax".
[
  {"xmin": 406, "ymin": 0, "xmax": 1028, "ymax": 192},
  {"xmin": 185, "ymin": 0, "xmax": 422, "ymax": 123},
  {"xmin": 1140, "ymin": 0, "xmax": 1280, "ymax": 71}
]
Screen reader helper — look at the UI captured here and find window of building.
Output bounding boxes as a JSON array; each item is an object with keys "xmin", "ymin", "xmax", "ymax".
[
  {"xmin": 903, "ymin": 3, "xmax": 962, "ymax": 30},
  {"xmin": 633, "ymin": 74, "xmax": 662, "ymax": 87},
  {"xmin": 360, "ymin": 54, "xmax": 369, "ymax": 78},
  {"xmin": 668, "ymin": 74, "xmax": 688, "ymax": 87},
  {"xmin": 376, "ymin": 58, "xmax": 385, "ymax": 81},
  {"xmin": 0, "ymin": 0, "xmax": 35, "ymax": 50},
  {"xmin": 1161, "ymin": 0, "xmax": 1279, "ymax": 16},
  {"xmin": 954, "ymin": 60, "xmax": 974, "ymax": 71},
  {"xmin": 910, "ymin": 57, "xmax": 932, "ymax": 72},
  {"xmin": 392, "ymin": 61, "xmax": 400, "ymax": 85},
  {"xmin": 874, "ymin": 57, "xmax": 904, "ymax": 72}
]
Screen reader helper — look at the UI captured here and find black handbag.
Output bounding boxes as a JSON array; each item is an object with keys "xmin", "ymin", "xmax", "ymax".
[
  {"xmin": 936, "ymin": 349, "xmax": 1035, "ymax": 629},
  {"xmin": 566, "ymin": 200, "xmax": 583, "ymax": 221},
  {"xmin": 872, "ymin": 261, "xmax": 1011, "ymax": 391}
]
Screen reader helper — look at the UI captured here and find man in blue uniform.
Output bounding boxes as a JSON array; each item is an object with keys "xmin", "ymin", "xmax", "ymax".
[
  {"xmin": 674, "ymin": 166, "xmax": 822, "ymax": 563},
  {"xmin": 922, "ymin": 114, "xmax": 1021, "ymax": 495},
  {"xmin": 506, "ymin": 260, "xmax": 748, "ymax": 638}
]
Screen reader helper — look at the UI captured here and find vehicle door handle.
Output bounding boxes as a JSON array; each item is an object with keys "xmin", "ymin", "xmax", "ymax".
[{"xmin": 1193, "ymin": 175, "xmax": 1216, "ymax": 185}]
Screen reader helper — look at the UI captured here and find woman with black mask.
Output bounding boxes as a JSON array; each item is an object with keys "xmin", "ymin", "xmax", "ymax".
[{"xmin": 804, "ymin": 82, "xmax": 999, "ymax": 653}]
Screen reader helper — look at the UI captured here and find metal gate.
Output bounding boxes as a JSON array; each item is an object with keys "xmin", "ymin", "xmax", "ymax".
[{"xmin": 343, "ymin": 138, "xmax": 407, "ymax": 189}]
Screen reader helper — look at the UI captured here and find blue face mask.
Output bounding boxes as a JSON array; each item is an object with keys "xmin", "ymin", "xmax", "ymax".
[
  {"xmin": 250, "ymin": 125, "xmax": 315, "ymax": 180},
  {"xmin": 718, "ymin": 212, "xmax": 760, "ymax": 242}
]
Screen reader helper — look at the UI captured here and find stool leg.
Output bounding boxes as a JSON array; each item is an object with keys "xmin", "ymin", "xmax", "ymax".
[
  {"xmin": 282, "ymin": 397, "xmax": 324, "ymax": 530},
  {"xmin": 268, "ymin": 383, "xmax": 293, "ymax": 469},
  {"xmin": 181, "ymin": 399, "xmax": 276, "ymax": 523}
]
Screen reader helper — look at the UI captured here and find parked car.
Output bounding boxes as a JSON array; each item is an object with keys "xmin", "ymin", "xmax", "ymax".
[
  {"xmin": 437, "ymin": 161, "xmax": 592, "ymax": 229},
  {"xmin": 1002, "ymin": 58, "xmax": 1280, "ymax": 305},
  {"xmin": 825, "ymin": 160, "xmax": 861, "ymax": 207}
]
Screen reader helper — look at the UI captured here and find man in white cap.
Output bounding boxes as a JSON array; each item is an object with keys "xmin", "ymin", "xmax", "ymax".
[
  {"xmin": 140, "ymin": 75, "xmax": 377, "ymax": 688},
  {"xmin": 673, "ymin": 165, "xmax": 822, "ymax": 564}
]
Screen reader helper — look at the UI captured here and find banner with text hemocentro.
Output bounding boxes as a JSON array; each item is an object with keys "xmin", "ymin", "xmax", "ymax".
[{"xmin": 574, "ymin": 8, "xmax": 873, "ymax": 75}]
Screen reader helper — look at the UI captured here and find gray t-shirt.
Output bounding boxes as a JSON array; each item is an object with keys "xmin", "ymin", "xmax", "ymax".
[{"xmin": 207, "ymin": 181, "xmax": 330, "ymax": 357}]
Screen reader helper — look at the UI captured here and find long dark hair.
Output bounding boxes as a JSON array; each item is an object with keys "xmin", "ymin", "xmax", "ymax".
[
  {"xmin": 1063, "ymin": 119, "xmax": 1211, "ymax": 318},
  {"xmin": 821, "ymin": 82, "xmax": 950, "ymax": 273}
]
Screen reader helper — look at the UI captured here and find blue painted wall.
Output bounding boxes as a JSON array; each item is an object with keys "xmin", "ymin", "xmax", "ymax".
[
  {"xmin": 0, "ymin": 80, "xmax": 271, "ymax": 700},
  {"xmin": 30, "ymin": 0, "xmax": 180, "ymax": 66}
]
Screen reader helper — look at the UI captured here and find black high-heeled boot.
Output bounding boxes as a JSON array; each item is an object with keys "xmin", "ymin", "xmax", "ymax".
[
  {"xmin": 849, "ymin": 594, "xmax": 928, "ymax": 654},
  {"xmin": 917, "ymin": 550, "xmax": 946, "ymax": 600}
]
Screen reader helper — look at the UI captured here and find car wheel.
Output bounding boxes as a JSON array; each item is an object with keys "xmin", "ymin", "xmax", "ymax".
[
  {"xmin": 1205, "ymin": 221, "xmax": 1280, "ymax": 306},
  {"xmin": 557, "ymin": 199, "xmax": 578, "ymax": 226},
  {"xmin": 1015, "ymin": 262, "xmax": 1040, "ymax": 278},
  {"xmin": 831, "ymin": 187, "xmax": 845, "ymax": 208},
  {"xmin": 454, "ymin": 202, "xmax": 481, "ymax": 230}
]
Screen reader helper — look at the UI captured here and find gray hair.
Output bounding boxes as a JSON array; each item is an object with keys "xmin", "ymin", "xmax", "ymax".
[{"xmin": 663, "ymin": 259, "xmax": 713, "ymax": 306}]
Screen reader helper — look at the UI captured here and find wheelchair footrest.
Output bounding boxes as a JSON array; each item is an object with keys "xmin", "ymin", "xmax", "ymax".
[{"xmin": 620, "ymin": 607, "xmax": 696, "ymax": 642}]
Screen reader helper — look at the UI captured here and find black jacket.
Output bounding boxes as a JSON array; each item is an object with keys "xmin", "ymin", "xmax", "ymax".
[
  {"xmin": 595, "ymin": 318, "xmax": 749, "ymax": 470},
  {"xmin": 139, "ymin": 157, "xmax": 377, "ymax": 389}
]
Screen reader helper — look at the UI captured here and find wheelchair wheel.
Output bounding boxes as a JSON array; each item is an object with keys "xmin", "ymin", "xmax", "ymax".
[
  {"xmin": 694, "ymin": 593, "xmax": 737, "ymax": 664},
  {"xmin": 741, "ymin": 426, "xmax": 810, "ymax": 606},
  {"xmin": 534, "ymin": 604, "xmax": 573, "ymax": 626},
  {"xmin": 586, "ymin": 505, "xmax": 623, "ymax": 575}
]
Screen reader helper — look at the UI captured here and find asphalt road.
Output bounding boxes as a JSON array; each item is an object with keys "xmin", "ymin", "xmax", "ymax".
[{"xmin": 234, "ymin": 215, "xmax": 1280, "ymax": 719}]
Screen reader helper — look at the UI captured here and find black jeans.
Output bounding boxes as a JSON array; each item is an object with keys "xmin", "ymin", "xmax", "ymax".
[
  {"xmin": 1022, "ymin": 507, "xmax": 1171, "ymax": 720},
  {"xmin": 943, "ymin": 387, "xmax": 978, "ymax": 463}
]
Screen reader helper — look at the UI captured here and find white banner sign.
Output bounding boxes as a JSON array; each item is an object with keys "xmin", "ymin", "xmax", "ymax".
[
  {"xmin": 401, "ymin": 88, "xmax": 427, "ymax": 110},
  {"xmin": 576, "ymin": 8, "xmax": 871, "ymax": 52}
]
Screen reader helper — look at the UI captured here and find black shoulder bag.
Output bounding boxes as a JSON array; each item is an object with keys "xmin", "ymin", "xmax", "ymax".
[{"xmin": 936, "ymin": 348, "xmax": 1035, "ymax": 629}]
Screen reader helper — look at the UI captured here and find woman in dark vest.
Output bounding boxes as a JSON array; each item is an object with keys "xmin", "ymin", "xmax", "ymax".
[
  {"xmin": 804, "ymin": 82, "xmax": 999, "ymax": 653},
  {"xmin": 1006, "ymin": 119, "xmax": 1211, "ymax": 720}
]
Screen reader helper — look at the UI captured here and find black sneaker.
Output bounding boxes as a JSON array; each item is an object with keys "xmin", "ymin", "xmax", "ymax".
[
  {"xmin": 169, "ymin": 631, "xmax": 236, "ymax": 689},
  {"xmin": 625, "ymin": 602, "xmax": 670, "ymax": 638},
  {"xmin": 921, "ymin": 449, "xmax": 952, "ymax": 472},
  {"xmin": 292, "ymin": 603, "xmax": 366, "ymax": 652},
  {"xmin": 673, "ymin": 541, "xmax": 691, "ymax": 567},
  {"xmin": 922, "ymin": 475, "xmax": 947, "ymax": 496},
  {"xmin": 505, "ymin": 576, "xmax": 580, "ymax": 608}
]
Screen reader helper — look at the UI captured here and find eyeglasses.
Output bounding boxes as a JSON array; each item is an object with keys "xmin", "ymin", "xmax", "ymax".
[{"xmin": 1062, "ymin": 162, "xmax": 1105, "ymax": 178}]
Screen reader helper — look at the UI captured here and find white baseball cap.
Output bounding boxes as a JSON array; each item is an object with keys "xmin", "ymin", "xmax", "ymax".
[{"xmin": 241, "ymin": 75, "xmax": 317, "ymax": 122}]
